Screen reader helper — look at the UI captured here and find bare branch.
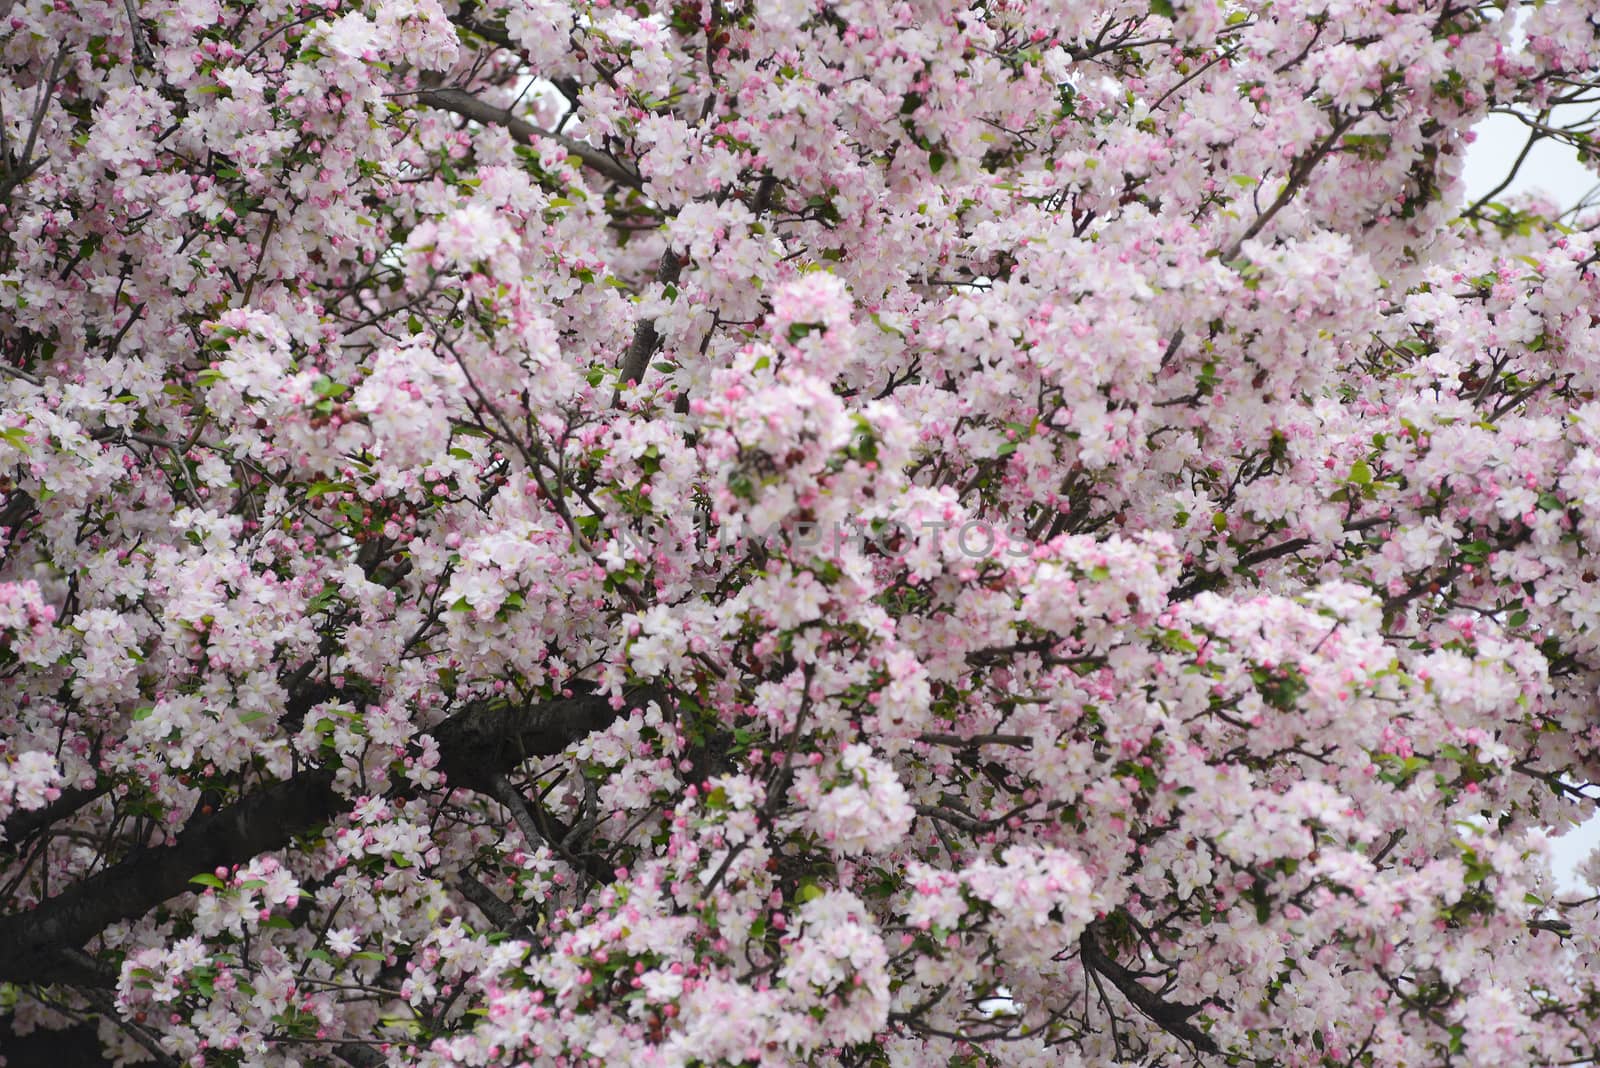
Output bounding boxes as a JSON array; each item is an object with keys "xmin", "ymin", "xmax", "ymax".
[
  {"xmin": 336, "ymin": 1044, "xmax": 388, "ymax": 1068},
  {"xmin": 0, "ymin": 770, "xmax": 341, "ymax": 985}
]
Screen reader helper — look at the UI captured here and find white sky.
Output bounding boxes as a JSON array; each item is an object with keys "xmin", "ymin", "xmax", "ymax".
[
  {"xmin": 1460, "ymin": 109, "xmax": 1600, "ymax": 212},
  {"xmin": 1460, "ymin": 115, "xmax": 1600, "ymax": 892}
]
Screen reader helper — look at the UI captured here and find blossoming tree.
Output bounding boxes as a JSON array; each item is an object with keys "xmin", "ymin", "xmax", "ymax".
[{"xmin": 6, "ymin": 0, "xmax": 1600, "ymax": 1063}]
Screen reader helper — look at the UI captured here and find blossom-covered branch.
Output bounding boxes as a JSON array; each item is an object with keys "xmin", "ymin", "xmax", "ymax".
[
  {"xmin": 5, "ymin": 0, "xmax": 1600, "ymax": 1064},
  {"xmin": 0, "ymin": 686, "xmax": 641, "ymax": 985}
]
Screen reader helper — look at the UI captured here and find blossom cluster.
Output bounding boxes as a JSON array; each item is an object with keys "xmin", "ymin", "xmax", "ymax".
[{"xmin": 5, "ymin": 0, "xmax": 1600, "ymax": 1065}]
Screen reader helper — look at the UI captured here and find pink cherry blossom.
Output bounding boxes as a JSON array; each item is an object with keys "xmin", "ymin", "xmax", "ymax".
[{"xmin": 3, "ymin": 1, "xmax": 1600, "ymax": 1065}]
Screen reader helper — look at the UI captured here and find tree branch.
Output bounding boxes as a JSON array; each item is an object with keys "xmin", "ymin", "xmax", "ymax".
[
  {"xmin": 429, "ymin": 685, "xmax": 652, "ymax": 791},
  {"xmin": 487, "ymin": 773, "xmax": 550, "ymax": 851},
  {"xmin": 613, "ymin": 248, "xmax": 684, "ymax": 402},
  {"xmin": 0, "ymin": 770, "xmax": 340, "ymax": 985},
  {"xmin": 454, "ymin": 872, "xmax": 521, "ymax": 932},
  {"xmin": 2, "ymin": 783, "xmax": 113, "ymax": 852},
  {"xmin": 1080, "ymin": 926, "xmax": 1219, "ymax": 1055},
  {"xmin": 1222, "ymin": 111, "xmax": 1359, "ymax": 261},
  {"xmin": 336, "ymin": 1042, "xmax": 388, "ymax": 1068},
  {"xmin": 449, "ymin": 0, "xmax": 518, "ymax": 51},
  {"xmin": 0, "ymin": 686, "xmax": 656, "ymax": 984},
  {"xmin": 78, "ymin": 984, "xmax": 180, "ymax": 1067},
  {"xmin": 414, "ymin": 87, "xmax": 641, "ymax": 190}
]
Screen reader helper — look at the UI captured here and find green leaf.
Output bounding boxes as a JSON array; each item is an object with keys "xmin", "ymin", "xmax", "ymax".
[
  {"xmin": 1150, "ymin": 0, "xmax": 1175, "ymax": 17},
  {"xmin": 1250, "ymin": 881, "xmax": 1271, "ymax": 923},
  {"xmin": 868, "ymin": 311, "xmax": 904, "ymax": 337},
  {"xmin": 1348, "ymin": 460, "xmax": 1373, "ymax": 485},
  {"xmin": 306, "ymin": 583, "xmax": 341, "ymax": 614},
  {"xmin": 1161, "ymin": 630, "xmax": 1198, "ymax": 653},
  {"xmin": 189, "ymin": 873, "xmax": 226, "ymax": 890},
  {"xmin": 311, "ymin": 375, "xmax": 346, "ymax": 399}
]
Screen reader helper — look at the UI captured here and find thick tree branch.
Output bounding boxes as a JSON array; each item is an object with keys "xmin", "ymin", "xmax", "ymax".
[
  {"xmin": 0, "ymin": 1012, "xmax": 117, "ymax": 1067},
  {"xmin": 620, "ymin": 172, "xmax": 773, "ymax": 409},
  {"xmin": 1080, "ymin": 926, "xmax": 1219, "ymax": 1055},
  {"xmin": 449, "ymin": 0, "xmax": 518, "ymax": 51},
  {"xmin": 487, "ymin": 772, "xmax": 551, "ymax": 851},
  {"xmin": 455, "ymin": 871, "xmax": 522, "ymax": 931},
  {"xmin": 917, "ymin": 732, "xmax": 1033, "ymax": 749},
  {"xmin": 613, "ymin": 248, "xmax": 684, "ymax": 401},
  {"xmin": 336, "ymin": 1043, "xmax": 388, "ymax": 1068},
  {"xmin": 0, "ymin": 686, "xmax": 654, "ymax": 984},
  {"xmin": 430, "ymin": 686, "xmax": 651, "ymax": 790},
  {"xmin": 414, "ymin": 87, "xmax": 641, "ymax": 190},
  {"xmin": 2, "ymin": 782, "xmax": 113, "ymax": 852},
  {"xmin": 0, "ymin": 770, "xmax": 340, "ymax": 985}
]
